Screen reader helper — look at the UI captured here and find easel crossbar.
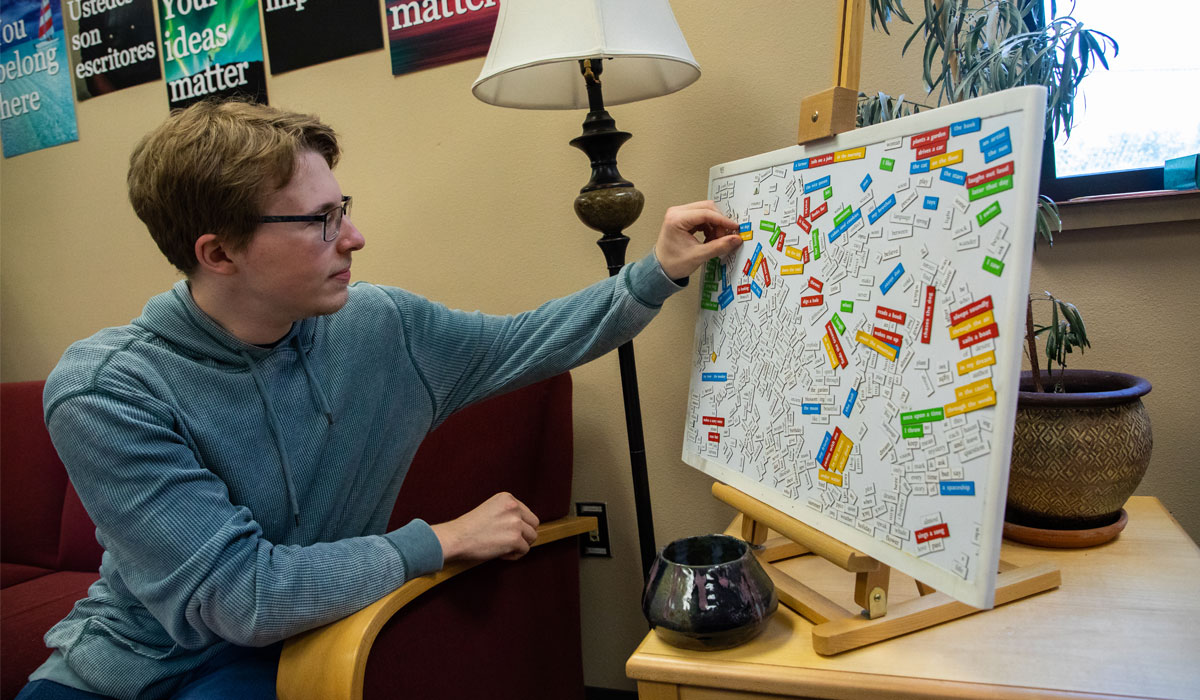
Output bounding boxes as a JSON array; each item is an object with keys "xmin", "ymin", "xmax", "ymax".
[{"xmin": 713, "ymin": 482, "xmax": 878, "ymax": 572}]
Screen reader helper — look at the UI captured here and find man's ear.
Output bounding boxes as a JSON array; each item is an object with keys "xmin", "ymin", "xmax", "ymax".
[{"xmin": 194, "ymin": 233, "xmax": 238, "ymax": 275}]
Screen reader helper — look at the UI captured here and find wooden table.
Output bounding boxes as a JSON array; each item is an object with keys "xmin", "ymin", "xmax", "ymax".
[{"xmin": 626, "ymin": 496, "xmax": 1200, "ymax": 699}]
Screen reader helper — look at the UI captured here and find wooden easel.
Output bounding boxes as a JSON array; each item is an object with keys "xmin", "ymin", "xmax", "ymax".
[
  {"xmin": 710, "ymin": 0, "xmax": 1061, "ymax": 657},
  {"xmin": 714, "ymin": 482, "xmax": 1062, "ymax": 655}
]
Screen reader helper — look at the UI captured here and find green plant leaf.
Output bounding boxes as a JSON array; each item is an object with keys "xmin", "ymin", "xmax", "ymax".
[
  {"xmin": 1058, "ymin": 301, "xmax": 1091, "ymax": 348},
  {"xmin": 903, "ymin": 18, "xmax": 926, "ymax": 56},
  {"xmin": 1034, "ymin": 195, "xmax": 1060, "ymax": 247},
  {"xmin": 1046, "ymin": 301, "xmax": 1063, "ymax": 370},
  {"xmin": 867, "ymin": 0, "xmax": 914, "ymax": 33},
  {"xmin": 923, "ymin": 32, "xmax": 940, "ymax": 90}
]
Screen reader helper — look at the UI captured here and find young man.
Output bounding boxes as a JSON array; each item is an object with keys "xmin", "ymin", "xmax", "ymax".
[{"xmin": 18, "ymin": 100, "xmax": 742, "ymax": 699}]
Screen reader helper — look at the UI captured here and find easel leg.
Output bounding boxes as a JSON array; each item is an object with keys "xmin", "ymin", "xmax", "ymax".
[
  {"xmin": 854, "ymin": 565, "xmax": 891, "ymax": 619},
  {"xmin": 759, "ymin": 560, "xmax": 854, "ymax": 626},
  {"xmin": 740, "ymin": 513, "xmax": 769, "ymax": 547}
]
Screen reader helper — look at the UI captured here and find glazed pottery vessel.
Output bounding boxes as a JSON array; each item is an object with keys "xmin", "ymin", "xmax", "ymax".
[
  {"xmin": 1007, "ymin": 369, "xmax": 1152, "ymax": 531},
  {"xmin": 642, "ymin": 534, "xmax": 778, "ymax": 650}
]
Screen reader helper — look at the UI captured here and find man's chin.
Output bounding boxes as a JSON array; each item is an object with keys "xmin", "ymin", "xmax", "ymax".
[{"xmin": 310, "ymin": 290, "xmax": 351, "ymax": 318}]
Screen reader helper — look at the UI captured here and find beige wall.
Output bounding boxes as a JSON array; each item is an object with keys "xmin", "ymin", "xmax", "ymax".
[{"xmin": 2, "ymin": 1, "xmax": 1196, "ymax": 691}]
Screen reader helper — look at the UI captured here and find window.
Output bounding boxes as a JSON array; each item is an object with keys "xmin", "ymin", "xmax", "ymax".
[{"xmin": 1037, "ymin": 0, "xmax": 1200, "ymax": 200}]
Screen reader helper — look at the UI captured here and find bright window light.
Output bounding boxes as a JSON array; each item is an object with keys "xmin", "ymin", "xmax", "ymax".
[{"xmin": 1049, "ymin": 0, "xmax": 1200, "ymax": 179}]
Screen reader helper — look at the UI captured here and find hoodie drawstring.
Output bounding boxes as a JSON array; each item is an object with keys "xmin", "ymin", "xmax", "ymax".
[
  {"xmin": 241, "ymin": 351, "xmax": 303, "ymax": 527},
  {"xmin": 293, "ymin": 336, "xmax": 334, "ymax": 426}
]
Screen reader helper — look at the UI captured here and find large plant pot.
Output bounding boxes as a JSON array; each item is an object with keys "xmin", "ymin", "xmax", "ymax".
[{"xmin": 1006, "ymin": 370, "xmax": 1152, "ymax": 538}]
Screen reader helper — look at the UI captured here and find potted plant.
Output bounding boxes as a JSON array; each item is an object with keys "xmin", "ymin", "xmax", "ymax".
[
  {"xmin": 1009, "ymin": 293, "xmax": 1151, "ymax": 544},
  {"xmin": 861, "ymin": 0, "xmax": 1152, "ymax": 545}
]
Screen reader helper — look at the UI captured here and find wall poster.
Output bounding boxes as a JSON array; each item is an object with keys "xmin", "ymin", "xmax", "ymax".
[
  {"xmin": 1, "ymin": 0, "xmax": 80, "ymax": 158},
  {"xmin": 384, "ymin": 0, "xmax": 497, "ymax": 76},
  {"xmin": 159, "ymin": 0, "xmax": 266, "ymax": 110},
  {"xmin": 261, "ymin": 0, "xmax": 383, "ymax": 75},
  {"xmin": 683, "ymin": 87, "xmax": 1048, "ymax": 609},
  {"xmin": 65, "ymin": 0, "xmax": 160, "ymax": 101}
]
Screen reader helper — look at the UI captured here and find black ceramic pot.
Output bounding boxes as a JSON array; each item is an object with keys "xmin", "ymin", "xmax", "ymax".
[{"xmin": 642, "ymin": 534, "xmax": 778, "ymax": 650}]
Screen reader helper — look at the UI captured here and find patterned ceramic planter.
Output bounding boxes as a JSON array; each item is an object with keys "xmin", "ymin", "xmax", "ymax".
[
  {"xmin": 642, "ymin": 534, "xmax": 778, "ymax": 650},
  {"xmin": 1006, "ymin": 370, "xmax": 1153, "ymax": 530}
]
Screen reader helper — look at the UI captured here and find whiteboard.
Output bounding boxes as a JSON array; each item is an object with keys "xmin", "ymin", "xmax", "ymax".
[{"xmin": 683, "ymin": 86, "xmax": 1047, "ymax": 609}]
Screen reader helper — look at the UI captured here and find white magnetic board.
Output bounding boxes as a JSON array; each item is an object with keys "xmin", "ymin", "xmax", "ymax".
[{"xmin": 684, "ymin": 86, "xmax": 1047, "ymax": 608}]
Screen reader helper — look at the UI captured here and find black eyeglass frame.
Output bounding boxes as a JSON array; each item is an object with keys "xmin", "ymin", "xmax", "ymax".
[{"xmin": 258, "ymin": 195, "xmax": 352, "ymax": 242}]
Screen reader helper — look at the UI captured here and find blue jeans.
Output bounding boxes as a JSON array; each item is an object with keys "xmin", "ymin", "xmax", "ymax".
[{"xmin": 16, "ymin": 644, "xmax": 280, "ymax": 700}]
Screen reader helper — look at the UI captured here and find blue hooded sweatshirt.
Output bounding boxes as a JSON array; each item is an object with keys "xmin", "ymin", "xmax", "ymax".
[{"xmin": 30, "ymin": 251, "xmax": 684, "ymax": 698}]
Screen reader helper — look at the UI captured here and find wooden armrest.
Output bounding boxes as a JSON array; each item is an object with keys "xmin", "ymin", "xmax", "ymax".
[{"xmin": 275, "ymin": 515, "xmax": 597, "ymax": 700}]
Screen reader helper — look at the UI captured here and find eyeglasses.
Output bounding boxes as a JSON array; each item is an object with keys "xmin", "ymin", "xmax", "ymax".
[{"xmin": 258, "ymin": 195, "xmax": 352, "ymax": 242}]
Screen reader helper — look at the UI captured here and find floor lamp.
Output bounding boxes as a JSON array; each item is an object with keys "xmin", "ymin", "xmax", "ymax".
[{"xmin": 472, "ymin": 0, "xmax": 700, "ymax": 582}]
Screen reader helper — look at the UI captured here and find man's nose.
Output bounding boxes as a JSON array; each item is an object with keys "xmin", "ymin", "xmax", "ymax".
[{"xmin": 338, "ymin": 216, "xmax": 365, "ymax": 251}]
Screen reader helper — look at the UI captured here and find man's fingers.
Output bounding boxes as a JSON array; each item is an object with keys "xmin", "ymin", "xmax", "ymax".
[
  {"xmin": 501, "ymin": 524, "xmax": 536, "ymax": 560},
  {"xmin": 506, "ymin": 498, "xmax": 538, "ymax": 547},
  {"xmin": 494, "ymin": 492, "xmax": 538, "ymax": 527},
  {"xmin": 519, "ymin": 503, "xmax": 539, "ymax": 530},
  {"xmin": 699, "ymin": 229, "xmax": 744, "ymax": 252},
  {"xmin": 664, "ymin": 201, "xmax": 736, "ymax": 232},
  {"xmin": 675, "ymin": 208, "xmax": 738, "ymax": 235},
  {"xmin": 701, "ymin": 223, "xmax": 741, "ymax": 243},
  {"xmin": 692, "ymin": 234, "xmax": 742, "ymax": 263}
]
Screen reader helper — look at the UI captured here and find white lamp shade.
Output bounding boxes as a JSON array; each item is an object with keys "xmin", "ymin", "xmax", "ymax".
[{"xmin": 472, "ymin": 0, "xmax": 700, "ymax": 110}]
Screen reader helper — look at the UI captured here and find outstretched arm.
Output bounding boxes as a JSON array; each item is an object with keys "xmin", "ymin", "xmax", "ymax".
[{"xmin": 388, "ymin": 201, "xmax": 743, "ymax": 428}]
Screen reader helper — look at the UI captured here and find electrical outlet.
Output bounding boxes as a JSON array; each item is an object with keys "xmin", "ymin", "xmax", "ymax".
[{"xmin": 575, "ymin": 501, "xmax": 611, "ymax": 557}]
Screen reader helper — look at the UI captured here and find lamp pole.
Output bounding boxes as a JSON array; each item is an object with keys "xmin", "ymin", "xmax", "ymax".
[{"xmin": 569, "ymin": 58, "xmax": 657, "ymax": 584}]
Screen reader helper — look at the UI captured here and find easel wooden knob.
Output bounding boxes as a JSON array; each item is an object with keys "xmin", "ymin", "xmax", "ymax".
[
  {"xmin": 713, "ymin": 482, "xmax": 1062, "ymax": 655},
  {"xmin": 797, "ymin": 0, "xmax": 866, "ymax": 145}
]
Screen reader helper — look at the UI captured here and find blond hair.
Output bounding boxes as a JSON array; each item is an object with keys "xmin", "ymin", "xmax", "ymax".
[{"xmin": 128, "ymin": 100, "xmax": 340, "ymax": 274}]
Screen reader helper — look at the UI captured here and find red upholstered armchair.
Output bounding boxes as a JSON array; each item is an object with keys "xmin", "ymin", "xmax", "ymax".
[
  {"xmin": 1, "ymin": 374, "xmax": 592, "ymax": 700},
  {"xmin": 0, "ymin": 380, "xmax": 106, "ymax": 700}
]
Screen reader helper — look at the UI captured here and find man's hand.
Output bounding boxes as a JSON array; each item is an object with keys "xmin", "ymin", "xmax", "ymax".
[
  {"xmin": 654, "ymin": 201, "xmax": 743, "ymax": 280},
  {"xmin": 431, "ymin": 492, "xmax": 540, "ymax": 564}
]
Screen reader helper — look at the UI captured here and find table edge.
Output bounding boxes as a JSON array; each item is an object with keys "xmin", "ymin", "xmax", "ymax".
[{"xmin": 627, "ymin": 652, "xmax": 1171, "ymax": 700}]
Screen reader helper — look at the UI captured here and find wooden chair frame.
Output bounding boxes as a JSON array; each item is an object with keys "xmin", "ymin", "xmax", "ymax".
[{"xmin": 276, "ymin": 515, "xmax": 596, "ymax": 700}]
